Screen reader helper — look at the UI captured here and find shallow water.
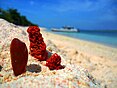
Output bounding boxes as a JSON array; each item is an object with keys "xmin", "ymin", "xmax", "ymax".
[{"xmin": 46, "ymin": 29, "xmax": 117, "ymax": 48}]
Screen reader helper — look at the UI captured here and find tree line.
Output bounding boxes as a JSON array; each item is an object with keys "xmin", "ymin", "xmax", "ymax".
[{"xmin": 0, "ymin": 8, "xmax": 37, "ymax": 26}]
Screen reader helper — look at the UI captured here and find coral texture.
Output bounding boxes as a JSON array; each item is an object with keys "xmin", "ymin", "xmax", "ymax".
[
  {"xmin": 10, "ymin": 38, "xmax": 28, "ymax": 76},
  {"xmin": 46, "ymin": 53, "xmax": 65, "ymax": 70},
  {"xmin": 27, "ymin": 26, "xmax": 48, "ymax": 61}
]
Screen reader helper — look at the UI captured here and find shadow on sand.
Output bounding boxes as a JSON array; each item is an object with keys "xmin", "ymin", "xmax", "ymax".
[
  {"xmin": 0, "ymin": 65, "xmax": 2, "ymax": 71},
  {"xmin": 26, "ymin": 64, "xmax": 41, "ymax": 73}
]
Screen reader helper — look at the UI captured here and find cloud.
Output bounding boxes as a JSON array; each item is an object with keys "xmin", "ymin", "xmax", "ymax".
[
  {"xmin": 55, "ymin": 0, "xmax": 93, "ymax": 12},
  {"xmin": 41, "ymin": 0, "xmax": 117, "ymax": 22},
  {"xmin": 29, "ymin": 0, "xmax": 35, "ymax": 6},
  {"xmin": 42, "ymin": 0, "xmax": 115, "ymax": 12},
  {"xmin": 42, "ymin": 0, "xmax": 93, "ymax": 12}
]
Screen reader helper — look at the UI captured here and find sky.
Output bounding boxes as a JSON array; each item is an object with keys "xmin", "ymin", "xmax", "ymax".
[{"xmin": 0, "ymin": 0, "xmax": 117, "ymax": 30}]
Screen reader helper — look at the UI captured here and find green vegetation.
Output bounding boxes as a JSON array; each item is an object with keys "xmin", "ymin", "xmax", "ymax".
[{"xmin": 0, "ymin": 8, "xmax": 37, "ymax": 26}]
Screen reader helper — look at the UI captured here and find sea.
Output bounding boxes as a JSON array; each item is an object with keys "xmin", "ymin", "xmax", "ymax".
[{"xmin": 46, "ymin": 29, "xmax": 117, "ymax": 48}]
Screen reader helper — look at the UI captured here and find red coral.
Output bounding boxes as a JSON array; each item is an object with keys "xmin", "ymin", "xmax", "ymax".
[
  {"xmin": 46, "ymin": 53, "xmax": 65, "ymax": 70},
  {"xmin": 27, "ymin": 26, "xmax": 65, "ymax": 70},
  {"xmin": 27, "ymin": 26, "xmax": 48, "ymax": 61},
  {"xmin": 10, "ymin": 38, "xmax": 28, "ymax": 76}
]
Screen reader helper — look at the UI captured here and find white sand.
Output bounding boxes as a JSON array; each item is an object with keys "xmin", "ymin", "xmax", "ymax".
[
  {"xmin": 42, "ymin": 30, "xmax": 117, "ymax": 88},
  {"xmin": 0, "ymin": 18, "xmax": 117, "ymax": 88}
]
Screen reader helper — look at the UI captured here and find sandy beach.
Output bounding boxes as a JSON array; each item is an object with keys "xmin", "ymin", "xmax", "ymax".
[
  {"xmin": 42, "ymin": 31, "xmax": 117, "ymax": 88},
  {"xmin": 0, "ymin": 19, "xmax": 117, "ymax": 88}
]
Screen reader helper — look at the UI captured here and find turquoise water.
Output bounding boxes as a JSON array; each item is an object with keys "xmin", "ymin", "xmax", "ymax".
[{"xmin": 47, "ymin": 30, "xmax": 117, "ymax": 48}]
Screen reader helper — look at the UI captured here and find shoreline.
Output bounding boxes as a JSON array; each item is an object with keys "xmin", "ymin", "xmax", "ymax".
[
  {"xmin": 41, "ymin": 30, "xmax": 117, "ymax": 88},
  {"xmin": 42, "ymin": 30, "xmax": 117, "ymax": 60},
  {"xmin": 0, "ymin": 19, "xmax": 117, "ymax": 88},
  {"xmin": 45, "ymin": 29, "xmax": 117, "ymax": 48}
]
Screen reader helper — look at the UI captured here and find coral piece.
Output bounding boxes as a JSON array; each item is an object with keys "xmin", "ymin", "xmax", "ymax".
[
  {"xmin": 46, "ymin": 53, "xmax": 65, "ymax": 70},
  {"xmin": 27, "ymin": 26, "xmax": 64, "ymax": 70},
  {"xmin": 27, "ymin": 26, "xmax": 48, "ymax": 61},
  {"xmin": 10, "ymin": 38, "xmax": 28, "ymax": 76}
]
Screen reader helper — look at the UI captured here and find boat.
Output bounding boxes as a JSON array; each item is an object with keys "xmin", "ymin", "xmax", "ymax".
[{"xmin": 51, "ymin": 26, "xmax": 79, "ymax": 32}]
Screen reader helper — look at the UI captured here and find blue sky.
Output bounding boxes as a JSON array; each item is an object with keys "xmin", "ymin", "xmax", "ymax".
[{"xmin": 0, "ymin": 0, "xmax": 117, "ymax": 30}]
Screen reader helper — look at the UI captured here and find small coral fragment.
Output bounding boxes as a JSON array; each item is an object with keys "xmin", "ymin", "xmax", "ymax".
[
  {"xmin": 46, "ymin": 53, "xmax": 65, "ymax": 70},
  {"xmin": 10, "ymin": 38, "xmax": 28, "ymax": 76},
  {"xmin": 27, "ymin": 26, "xmax": 48, "ymax": 61}
]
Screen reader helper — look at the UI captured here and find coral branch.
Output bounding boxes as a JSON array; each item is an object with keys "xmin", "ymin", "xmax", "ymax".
[{"xmin": 27, "ymin": 26, "xmax": 48, "ymax": 61}]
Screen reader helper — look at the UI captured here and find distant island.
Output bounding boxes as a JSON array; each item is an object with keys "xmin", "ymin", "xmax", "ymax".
[{"xmin": 0, "ymin": 8, "xmax": 37, "ymax": 26}]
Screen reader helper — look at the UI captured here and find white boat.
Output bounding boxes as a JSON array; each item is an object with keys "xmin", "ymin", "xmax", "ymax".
[{"xmin": 51, "ymin": 26, "xmax": 79, "ymax": 32}]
